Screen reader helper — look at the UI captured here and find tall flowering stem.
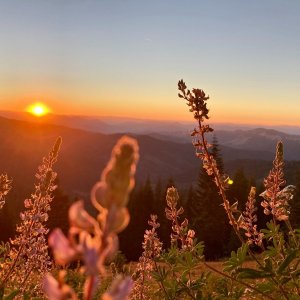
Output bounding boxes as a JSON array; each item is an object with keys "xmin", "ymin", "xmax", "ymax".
[
  {"xmin": 178, "ymin": 80, "xmax": 291, "ymax": 300},
  {"xmin": 178, "ymin": 80, "xmax": 242, "ymax": 241},
  {"xmin": 165, "ymin": 187, "xmax": 195, "ymax": 250},
  {"xmin": 0, "ymin": 137, "xmax": 62, "ymax": 294},
  {"xmin": 261, "ymin": 142, "xmax": 290, "ymax": 222},
  {"xmin": 260, "ymin": 142, "xmax": 298, "ymax": 249},
  {"xmin": 131, "ymin": 215, "xmax": 162, "ymax": 300},
  {"xmin": 46, "ymin": 136, "xmax": 139, "ymax": 300},
  {"xmin": 0, "ymin": 174, "xmax": 12, "ymax": 210}
]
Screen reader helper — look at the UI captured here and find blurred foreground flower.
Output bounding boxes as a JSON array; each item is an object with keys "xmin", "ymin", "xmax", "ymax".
[
  {"xmin": 47, "ymin": 136, "xmax": 139, "ymax": 300},
  {"xmin": 103, "ymin": 276, "xmax": 133, "ymax": 300}
]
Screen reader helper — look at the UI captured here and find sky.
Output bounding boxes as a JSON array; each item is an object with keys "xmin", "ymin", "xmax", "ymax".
[{"xmin": 0, "ymin": 0, "xmax": 300, "ymax": 125}]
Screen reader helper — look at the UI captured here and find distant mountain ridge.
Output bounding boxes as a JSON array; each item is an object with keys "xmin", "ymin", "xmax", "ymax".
[
  {"xmin": 0, "ymin": 114, "xmax": 300, "ymax": 201},
  {"xmin": 2, "ymin": 110, "xmax": 300, "ymax": 137},
  {"xmin": 216, "ymin": 128, "xmax": 300, "ymax": 160}
]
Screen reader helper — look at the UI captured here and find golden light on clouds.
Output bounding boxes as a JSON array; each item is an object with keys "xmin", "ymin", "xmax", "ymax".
[{"xmin": 26, "ymin": 102, "xmax": 51, "ymax": 117}]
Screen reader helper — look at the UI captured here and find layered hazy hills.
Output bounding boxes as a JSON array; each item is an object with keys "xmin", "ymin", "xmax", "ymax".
[
  {"xmin": 0, "ymin": 110, "xmax": 193, "ymax": 136},
  {"xmin": 2, "ymin": 110, "xmax": 300, "ymax": 137},
  {"xmin": 1, "ymin": 113, "xmax": 300, "ymax": 202},
  {"xmin": 216, "ymin": 128, "xmax": 300, "ymax": 161},
  {"xmin": 0, "ymin": 116, "xmax": 198, "ymax": 199}
]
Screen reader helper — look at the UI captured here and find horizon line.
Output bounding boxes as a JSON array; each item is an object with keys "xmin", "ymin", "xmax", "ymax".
[{"xmin": 1, "ymin": 109, "xmax": 300, "ymax": 128}]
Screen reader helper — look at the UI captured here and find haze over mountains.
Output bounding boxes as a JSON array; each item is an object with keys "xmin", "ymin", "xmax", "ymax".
[
  {"xmin": 2, "ymin": 110, "xmax": 300, "ymax": 137},
  {"xmin": 1, "ymin": 111, "xmax": 300, "ymax": 202}
]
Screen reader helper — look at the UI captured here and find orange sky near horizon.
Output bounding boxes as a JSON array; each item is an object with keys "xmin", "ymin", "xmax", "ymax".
[
  {"xmin": 2, "ymin": 91, "xmax": 300, "ymax": 127},
  {"xmin": 1, "ymin": 1, "xmax": 300, "ymax": 127}
]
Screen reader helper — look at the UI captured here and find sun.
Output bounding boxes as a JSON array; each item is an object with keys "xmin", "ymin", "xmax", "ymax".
[{"xmin": 26, "ymin": 102, "xmax": 51, "ymax": 117}]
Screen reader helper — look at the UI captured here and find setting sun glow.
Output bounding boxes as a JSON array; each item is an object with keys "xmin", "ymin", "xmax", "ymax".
[{"xmin": 26, "ymin": 103, "xmax": 50, "ymax": 117}]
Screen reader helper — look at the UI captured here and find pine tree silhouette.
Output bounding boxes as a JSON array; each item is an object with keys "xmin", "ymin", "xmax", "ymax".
[
  {"xmin": 188, "ymin": 135, "xmax": 227, "ymax": 259},
  {"xmin": 119, "ymin": 178, "xmax": 154, "ymax": 260}
]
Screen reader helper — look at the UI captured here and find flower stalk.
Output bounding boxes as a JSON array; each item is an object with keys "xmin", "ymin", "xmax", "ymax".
[
  {"xmin": 0, "ymin": 137, "xmax": 61, "ymax": 294},
  {"xmin": 46, "ymin": 136, "xmax": 139, "ymax": 300}
]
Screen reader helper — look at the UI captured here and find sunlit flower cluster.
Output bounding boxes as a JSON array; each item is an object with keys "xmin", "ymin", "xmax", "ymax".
[
  {"xmin": 131, "ymin": 215, "xmax": 162, "ymax": 300},
  {"xmin": 260, "ymin": 142, "xmax": 295, "ymax": 222},
  {"xmin": 239, "ymin": 187, "xmax": 264, "ymax": 246},
  {"xmin": 165, "ymin": 187, "xmax": 195, "ymax": 250},
  {"xmin": 0, "ymin": 137, "xmax": 61, "ymax": 295}
]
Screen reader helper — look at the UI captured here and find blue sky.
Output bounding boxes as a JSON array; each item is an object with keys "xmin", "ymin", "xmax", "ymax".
[{"xmin": 1, "ymin": 0, "xmax": 300, "ymax": 124}]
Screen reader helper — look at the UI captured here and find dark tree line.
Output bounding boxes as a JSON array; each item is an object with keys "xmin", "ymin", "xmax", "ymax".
[
  {"xmin": 2, "ymin": 138, "xmax": 300, "ymax": 261},
  {"xmin": 119, "ymin": 137, "xmax": 300, "ymax": 261}
]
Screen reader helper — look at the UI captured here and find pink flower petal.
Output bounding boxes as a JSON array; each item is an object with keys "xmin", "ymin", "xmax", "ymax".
[
  {"xmin": 43, "ymin": 274, "xmax": 62, "ymax": 300},
  {"xmin": 48, "ymin": 228, "xmax": 78, "ymax": 265}
]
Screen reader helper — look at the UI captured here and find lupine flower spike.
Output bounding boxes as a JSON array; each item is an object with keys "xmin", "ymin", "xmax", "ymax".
[
  {"xmin": 239, "ymin": 187, "xmax": 264, "ymax": 246},
  {"xmin": 260, "ymin": 141, "xmax": 295, "ymax": 222},
  {"xmin": 131, "ymin": 214, "xmax": 162, "ymax": 300},
  {"xmin": 178, "ymin": 80, "xmax": 241, "ymax": 239},
  {"xmin": 0, "ymin": 137, "xmax": 61, "ymax": 296},
  {"xmin": 165, "ymin": 186, "xmax": 195, "ymax": 250},
  {"xmin": 47, "ymin": 136, "xmax": 139, "ymax": 300}
]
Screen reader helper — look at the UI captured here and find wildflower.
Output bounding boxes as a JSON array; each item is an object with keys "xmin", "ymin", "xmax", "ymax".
[
  {"xmin": 0, "ymin": 174, "xmax": 12, "ymax": 210},
  {"xmin": 43, "ymin": 271, "xmax": 77, "ymax": 300},
  {"xmin": 178, "ymin": 80, "xmax": 241, "ymax": 238},
  {"xmin": 48, "ymin": 136, "xmax": 139, "ymax": 300},
  {"xmin": 142, "ymin": 215, "xmax": 162, "ymax": 260},
  {"xmin": 260, "ymin": 142, "xmax": 294, "ymax": 222},
  {"xmin": 239, "ymin": 187, "xmax": 264, "ymax": 246},
  {"xmin": 48, "ymin": 228, "xmax": 79, "ymax": 265},
  {"xmin": 131, "ymin": 215, "xmax": 162, "ymax": 300},
  {"xmin": 0, "ymin": 137, "xmax": 62, "ymax": 295},
  {"xmin": 165, "ymin": 186, "xmax": 195, "ymax": 250}
]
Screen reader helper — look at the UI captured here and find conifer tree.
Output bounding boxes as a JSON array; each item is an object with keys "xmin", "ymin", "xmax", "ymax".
[
  {"xmin": 119, "ymin": 178, "xmax": 154, "ymax": 260},
  {"xmin": 227, "ymin": 168, "xmax": 250, "ymax": 210},
  {"xmin": 142, "ymin": 177, "xmax": 177, "ymax": 250},
  {"xmin": 226, "ymin": 168, "xmax": 254, "ymax": 253},
  {"xmin": 153, "ymin": 178, "xmax": 162, "ymax": 216},
  {"xmin": 47, "ymin": 178, "xmax": 72, "ymax": 235},
  {"xmin": 185, "ymin": 185, "xmax": 196, "ymax": 223},
  {"xmin": 189, "ymin": 135, "xmax": 227, "ymax": 259}
]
